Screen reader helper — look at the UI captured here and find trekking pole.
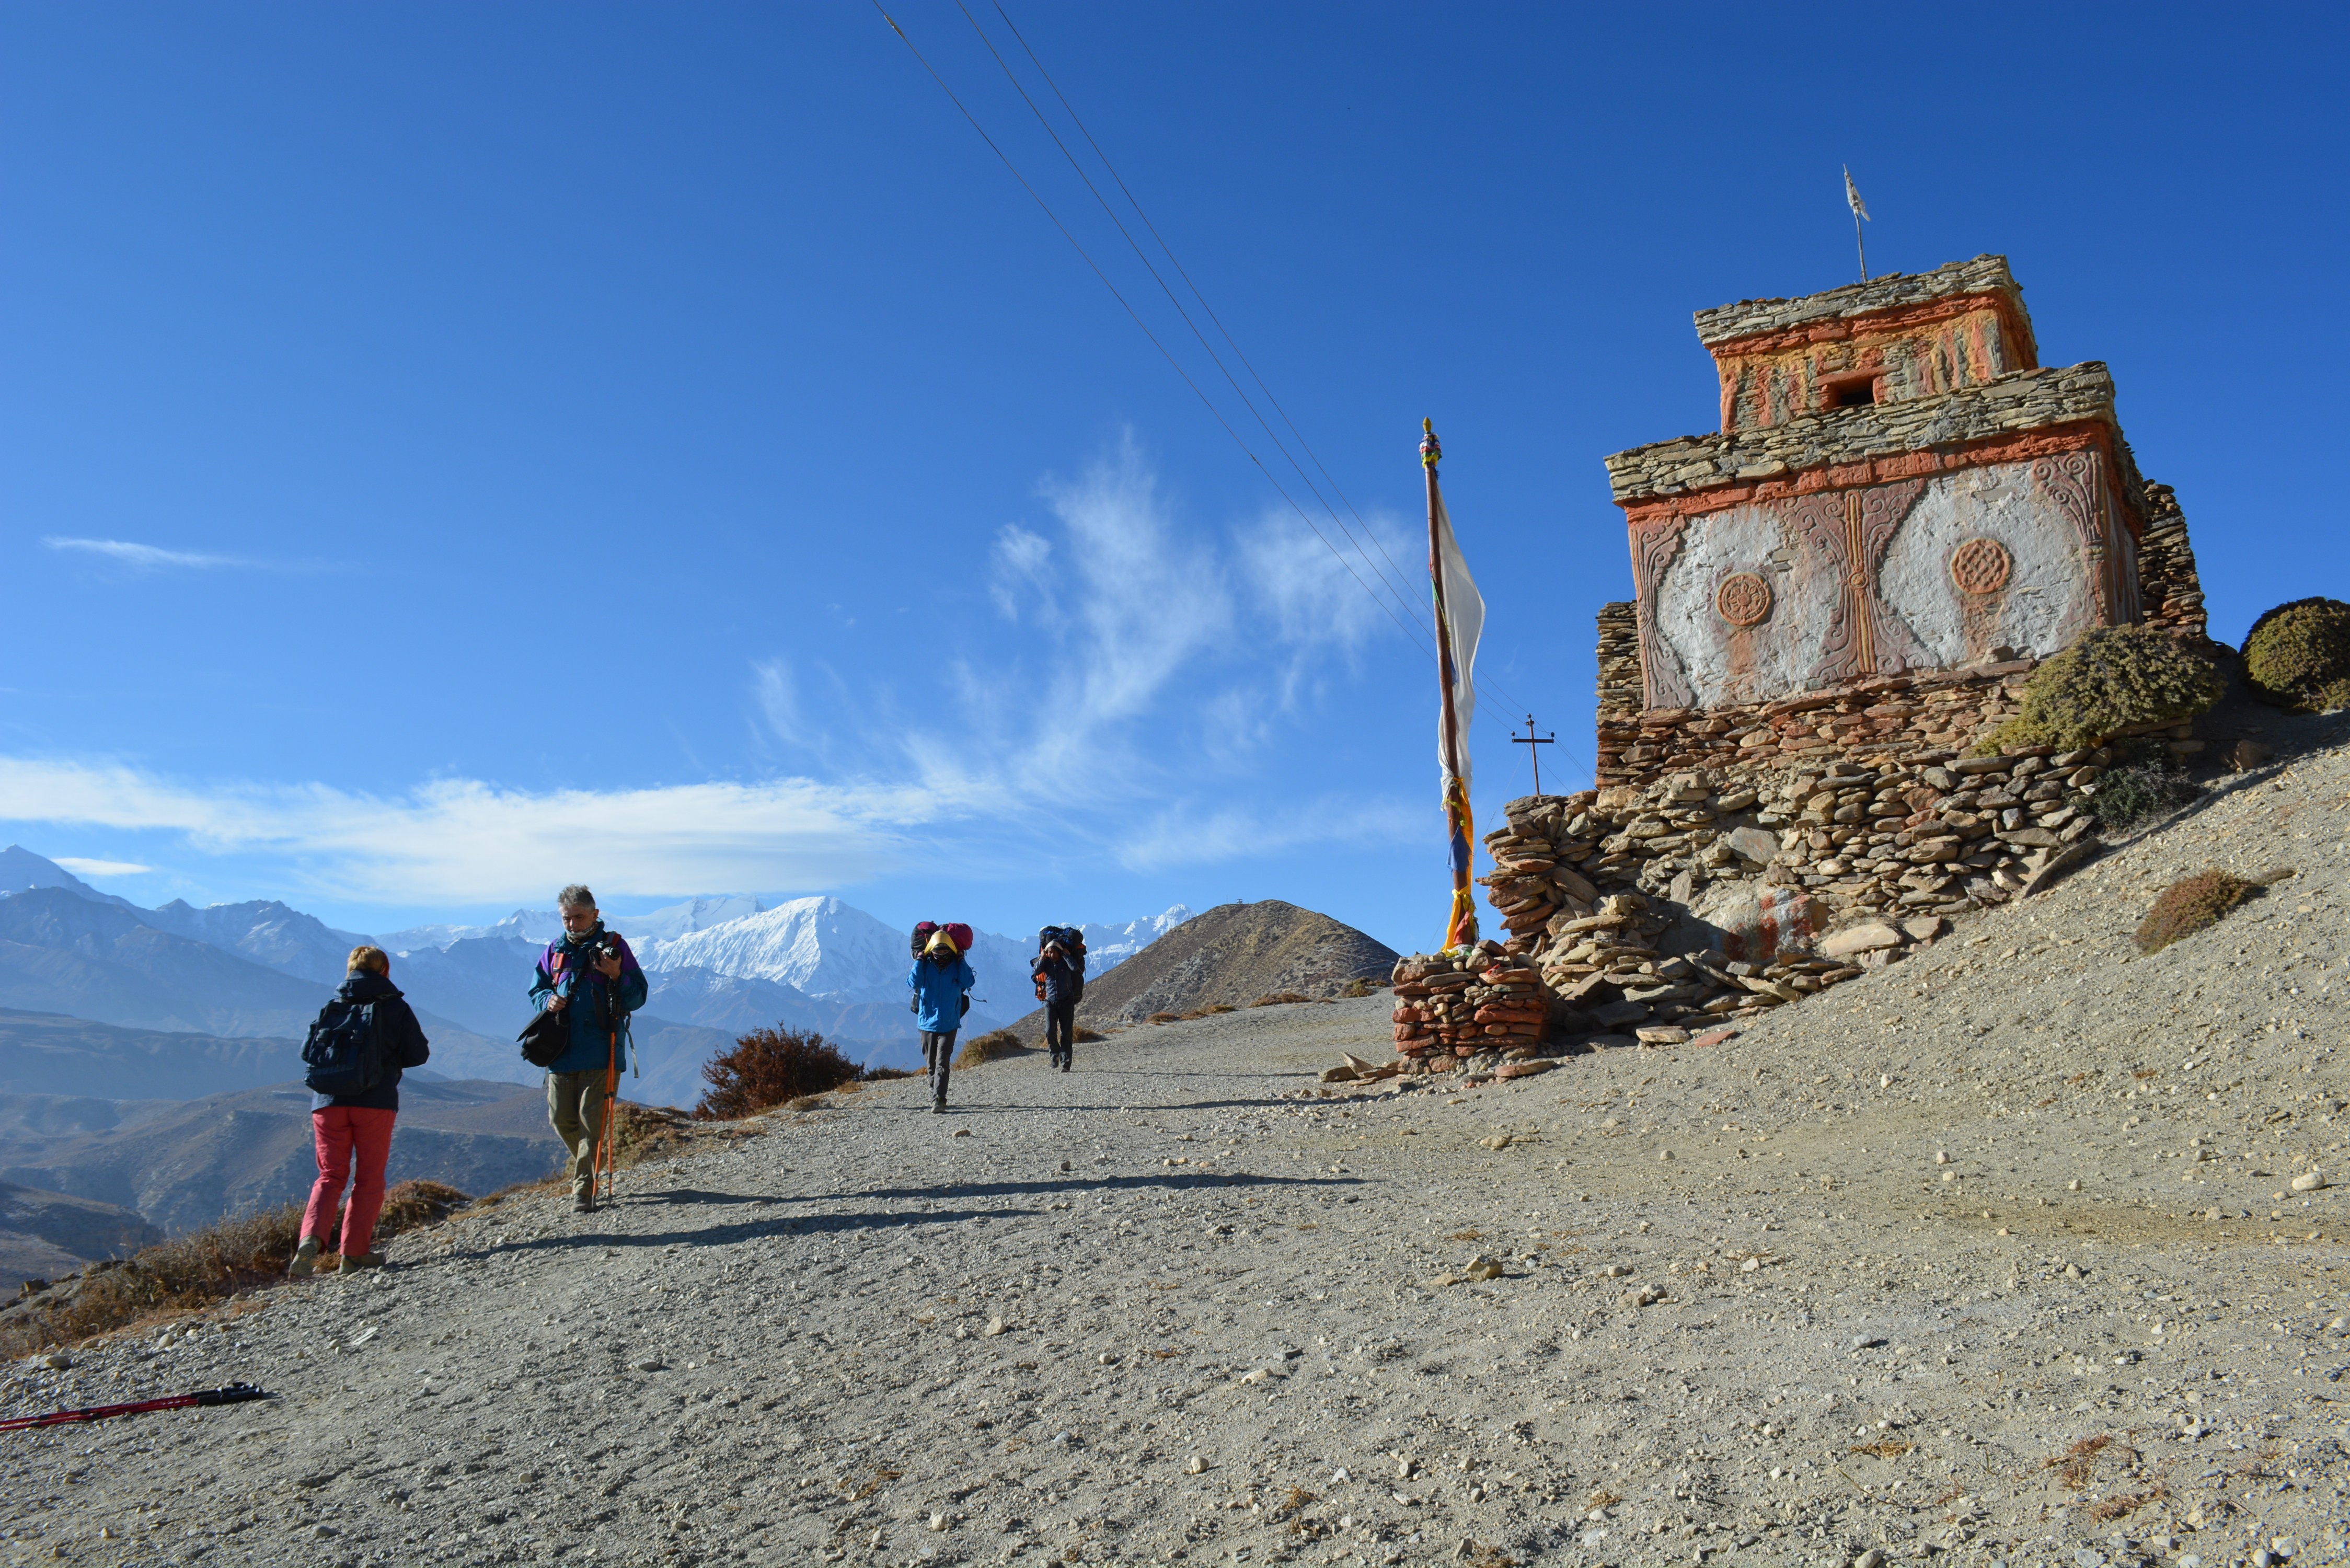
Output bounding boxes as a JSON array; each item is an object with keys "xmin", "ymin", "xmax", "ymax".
[
  {"xmin": 592, "ymin": 1000, "xmax": 620, "ymax": 1207},
  {"xmin": 1, "ymin": 1383, "xmax": 270, "ymax": 1434}
]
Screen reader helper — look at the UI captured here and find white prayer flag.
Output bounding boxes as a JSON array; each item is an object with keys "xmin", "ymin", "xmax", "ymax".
[
  {"xmin": 1844, "ymin": 165, "xmax": 1871, "ymax": 223},
  {"xmin": 1429, "ymin": 476, "xmax": 1483, "ymax": 795}
]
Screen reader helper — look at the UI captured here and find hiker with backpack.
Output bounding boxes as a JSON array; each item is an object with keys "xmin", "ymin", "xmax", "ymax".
[
  {"xmin": 528, "ymin": 884, "xmax": 649, "ymax": 1214},
  {"xmin": 1031, "ymin": 925, "xmax": 1086, "ymax": 1073},
  {"xmin": 908, "ymin": 925, "xmax": 975, "ymax": 1113},
  {"xmin": 289, "ymin": 945, "xmax": 431, "ymax": 1277}
]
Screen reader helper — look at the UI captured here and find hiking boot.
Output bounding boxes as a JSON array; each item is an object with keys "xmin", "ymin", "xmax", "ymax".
[
  {"xmin": 337, "ymin": 1251, "xmax": 386, "ymax": 1272},
  {"xmin": 286, "ymin": 1237, "xmax": 320, "ymax": 1279},
  {"xmin": 573, "ymin": 1190, "xmax": 598, "ymax": 1214},
  {"xmin": 931, "ymin": 1097, "xmax": 946, "ymax": 1114}
]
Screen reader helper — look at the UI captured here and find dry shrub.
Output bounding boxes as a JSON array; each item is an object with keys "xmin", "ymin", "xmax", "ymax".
[
  {"xmin": 465, "ymin": 1177, "xmax": 567, "ymax": 1212},
  {"xmin": 954, "ymin": 1028, "xmax": 1028, "ymax": 1068},
  {"xmin": 1849, "ymin": 1439, "xmax": 1913, "ymax": 1459},
  {"xmin": 1340, "ymin": 977, "xmax": 1382, "ymax": 998},
  {"xmin": 1979, "ymin": 624, "xmax": 2224, "ymax": 754},
  {"xmin": 2135, "ymin": 868, "xmax": 2264, "ymax": 953},
  {"xmin": 374, "ymin": 1181, "xmax": 470, "ymax": 1241},
  {"xmin": 2043, "ymin": 1433, "xmax": 2127, "ymax": 1491},
  {"xmin": 0, "ymin": 1203, "xmax": 306, "ymax": 1358},
  {"xmin": 2084, "ymin": 1479, "xmax": 2169, "ymax": 1522},
  {"xmin": 2243, "ymin": 596, "xmax": 2350, "ymax": 711},
  {"xmin": 1250, "ymin": 992, "xmax": 1311, "ymax": 1008},
  {"xmin": 609, "ymin": 1101, "xmax": 697, "ymax": 1162},
  {"xmin": 863, "ymin": 1066, "xmax": 917, "ymax": 1081},
  {"xmin": 694, "ymin": 1026, "xmax": 860, "ymax": 1119},
  {"xmin": 1178, "ymin": 1009, "xmax": 1208, "ymax": 1020},
  {"xmin": 1074, "ymin": 1026, "xmax": 1107, "ymax": 1043},
  {"xmin": 1147, "ymin": 1011, "xmax": 1181, "ymax": 1024},
  {"xmin": 1203, "ymin": 1002, "xmax": 1237, "ymax": 1014},
  {"xmin": 2091, "ymin": 761, "xmax": 2203, "ymax": 833}
]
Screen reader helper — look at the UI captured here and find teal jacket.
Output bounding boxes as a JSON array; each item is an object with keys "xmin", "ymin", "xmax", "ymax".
[
  {"xmin": 906, "ymin": 955, "xmax": 975, "ymax": 1033},
  {"xmin": 527, "ymin": 926, "xmax": 649, "ymax": 1076}
]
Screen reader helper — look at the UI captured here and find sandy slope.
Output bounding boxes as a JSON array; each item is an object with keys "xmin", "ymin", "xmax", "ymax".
[{"xmin": 3, "ymin": 747, "xmax": 2347, "ymax": 1568}]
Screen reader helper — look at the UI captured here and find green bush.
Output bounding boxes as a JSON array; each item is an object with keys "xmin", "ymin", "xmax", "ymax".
[
  {"xmin": 2242, "ymin": 597, "xmax": 2350, "ymax": 712},
  {"xmin": 2134, "ymin": 869, "xmax": 2260, "ymax": 954},
  {"xmin": 1979, "ymin": 624, "xmax": 2224, "ymax": 754}
]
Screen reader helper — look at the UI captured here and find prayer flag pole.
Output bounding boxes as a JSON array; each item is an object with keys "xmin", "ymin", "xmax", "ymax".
[
  {"xmin": 1423, "ymin": 419, "xmax": 1480, "ymax": 953},
  {"xmin": 1844, "ymin": 165, "xmax": 1871, "ymax": 283}
]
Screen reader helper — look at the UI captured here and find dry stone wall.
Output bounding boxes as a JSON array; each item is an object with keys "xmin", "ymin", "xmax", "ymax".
[{"xmin": 1386, "ymin": 716, "xmax": 2208, "ymax": 1059}]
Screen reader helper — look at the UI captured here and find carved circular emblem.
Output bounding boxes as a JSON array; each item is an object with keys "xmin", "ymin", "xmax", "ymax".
[
  {"xmin": 1950, "ymin": 537, "xmax": 2013, "ymax": 595},
  {"xmin": 1714, "ymin": 572, "xmax": 1773, "ymax": 627}
]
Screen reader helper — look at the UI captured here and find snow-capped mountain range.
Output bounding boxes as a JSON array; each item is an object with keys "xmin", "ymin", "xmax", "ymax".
[
  {"xmin": 382, "ymin": 894, "xmax": 1190, "ymax": 1010},
  {"xmin": 2, "ymin": 844, "xmax": 1189, "ymax": 1048}
]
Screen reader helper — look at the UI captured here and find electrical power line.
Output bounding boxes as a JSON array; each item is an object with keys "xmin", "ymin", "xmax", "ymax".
[
  {"xmin": 982, "ymin": 0, "xmax": 1436, "ymax": 641},
  {"xmin": 872, "ymin": 2, "xmax": 1587, "ymax": 781},
  {"xmin": 870, "ymin": 1, "xmax": 1437, "ymax": 663}
]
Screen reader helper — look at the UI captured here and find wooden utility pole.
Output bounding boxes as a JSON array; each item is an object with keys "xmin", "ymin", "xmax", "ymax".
[{"xmin": 1511, "ymin": 714, "xmax": 1556, "ymax": 797}]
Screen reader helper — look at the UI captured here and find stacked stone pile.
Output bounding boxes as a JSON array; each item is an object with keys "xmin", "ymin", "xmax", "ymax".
[
  {"xmin": 2134, "ymin": 482, "xmax": 2209, "ymax": 639},
  {"xmin": 1390, "ymin": 737, "xmax": 2141, "ymax": 1054},
  {"xmin": 1555, "ymin": 746, "xmax": 2113, "ymax": 923},
  {"xmin": 1388, "ymin": 946, "xmax": 1557, "ymax": 1073}
]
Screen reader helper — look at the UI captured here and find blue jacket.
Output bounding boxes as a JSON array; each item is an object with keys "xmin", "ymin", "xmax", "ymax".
[
  {"xmin": 528, "ymin": 926, "xmax": 649, "ymax": 1076},
  {"xmin": 309, "ymin": 971, "xmax": 432, "ymax": 1113},
  {"xmin": 907, "ymin": 955, "xmax": 975, "ymax": 1034}
]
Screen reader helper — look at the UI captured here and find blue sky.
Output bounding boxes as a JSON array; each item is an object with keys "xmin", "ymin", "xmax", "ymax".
[{"xmin": 2, "ymin": 2, "xmax": 2343, "ymax": 953}]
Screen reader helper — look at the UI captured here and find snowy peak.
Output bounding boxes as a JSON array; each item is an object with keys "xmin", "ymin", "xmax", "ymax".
[
  {"xmin": 143, "ymin": 899, "xmax": 371, "ymax": 986},
  {"xmin": 1076, "ymin": 906, "xmax": 1193, "ymax": 972},
  {"xmin": 378, "ymin": 908, "xmax": 565, "ymax": 955},
  {"xmin": 0, "ymin": 845, "xmax": 139, "ymax": 911},
  {"xmin": 620, "ymin": 895, "xmax": 766, "ymax": 944},
  {"xmin": 639, "ymin": 896, "xmax": 907, "ymax": 1000}
]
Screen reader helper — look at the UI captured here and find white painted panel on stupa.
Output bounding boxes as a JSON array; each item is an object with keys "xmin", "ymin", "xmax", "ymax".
[
  {"xmin": 1651, "ymin": 502, "xmax": 1838, "ymax": 709},
  {"xmin": 1878, "ymin": 460, "xmax": 2099, "ymax": 668}
]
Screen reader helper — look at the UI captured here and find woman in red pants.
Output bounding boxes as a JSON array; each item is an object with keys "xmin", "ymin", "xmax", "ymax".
[{"xmin": 289, "ymin": 945, "xmax": 431, "ymax": 1276}]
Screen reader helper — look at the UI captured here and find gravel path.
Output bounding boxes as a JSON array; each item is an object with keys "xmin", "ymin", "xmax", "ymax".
[{"xmin": 5, "ymin": 748, "xmax": 2348, "ymax": 1568}]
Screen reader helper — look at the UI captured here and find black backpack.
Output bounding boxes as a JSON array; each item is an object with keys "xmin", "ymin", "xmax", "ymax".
[
  {"xmin": 1038, "ymin": 925, "xmax": 1087, "ymax": 973},
  {"xmin": 303, "ymin": 996, "xmax": 386, "ymax": 1099}
]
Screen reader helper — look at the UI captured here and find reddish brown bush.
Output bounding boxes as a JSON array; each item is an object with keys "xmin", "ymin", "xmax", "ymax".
[
  {"xmin": 694, "ymin": 1027, "xmax": 861, "ymax": 1120},
  {"xmin": 2134, "ymin": 868, "xmax": 2263, "ymax": 953}
]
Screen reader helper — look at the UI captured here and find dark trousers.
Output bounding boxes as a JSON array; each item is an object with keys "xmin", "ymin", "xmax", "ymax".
[
  {"xmin": 1044, "ymin": 1002, "xmax": 1077, "ymax": 1066},
  {"xmin": 922, "ymin": 1030, "xmax": 956, "ymax": 1101}
]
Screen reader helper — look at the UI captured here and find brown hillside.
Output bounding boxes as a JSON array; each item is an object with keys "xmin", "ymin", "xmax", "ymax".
[{"xmin": 1002, "ymin": 900, "xmax": 1396, "ymax": 1037}]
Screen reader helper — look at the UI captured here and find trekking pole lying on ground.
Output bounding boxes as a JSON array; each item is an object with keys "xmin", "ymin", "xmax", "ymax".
[{"xmin": 0, "ymin": 1383, "xmax": 270, "ymax": 1433}]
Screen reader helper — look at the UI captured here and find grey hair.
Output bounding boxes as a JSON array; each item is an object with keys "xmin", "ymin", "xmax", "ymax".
[{"xmin": 557, "ymin": 883, "xmax": 597, "ymax": 911}]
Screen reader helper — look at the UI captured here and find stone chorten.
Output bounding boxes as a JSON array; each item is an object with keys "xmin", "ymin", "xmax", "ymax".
[{"xmin": 1594, "ymin": 255, "xmax": 2204, "ymax": 785}]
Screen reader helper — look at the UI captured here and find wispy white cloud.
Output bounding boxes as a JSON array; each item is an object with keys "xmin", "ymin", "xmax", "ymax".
[
  {"xmin": 9, "ymin": 439, "xmax": 1426, "ymax": 913},
  {"xmin": 1235, "ymin": 506, "xmax": 1408, "ymax": 653},
  {"xmin": 0, "ymin": 757, "xmax": 958, "ymax": 904},
  {"xmin": 51, "ymin": 856, "xmax": 152, "ymax": 877},
  {"xmin": 43, "ymin": 536, "xmax": 240, "ymax": 570},
  {"xmin": 41, "ymin": 536, "xmax": 339, "ymax": 573},
  {"xmin": 751, "ymin": 659, "xmax": 802, "ymax": 745},
  {"xmin": 987, "ymin": 525, "xmax": 1055, "ymax": 622}
]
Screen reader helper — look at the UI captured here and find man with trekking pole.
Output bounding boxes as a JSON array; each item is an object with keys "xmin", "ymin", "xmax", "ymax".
[{"xmin": 529, "ymin": 884, "xmax": 647, "ymax": 1214}]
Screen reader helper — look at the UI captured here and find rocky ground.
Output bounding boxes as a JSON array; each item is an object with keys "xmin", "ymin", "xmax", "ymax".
[{"xmin": 4, "ymin": 747, "xmax": 2348, "ymax": 1568}]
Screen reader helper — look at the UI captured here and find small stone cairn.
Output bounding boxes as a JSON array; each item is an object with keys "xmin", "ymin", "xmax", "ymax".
[
  {"xmin": 1388, "ymin": 943, "xmax": 1556, "ymax": 1078},
  {"xmin": 1389, "ymin": 742, "xmax": 2119, "ymax": 1060}
]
